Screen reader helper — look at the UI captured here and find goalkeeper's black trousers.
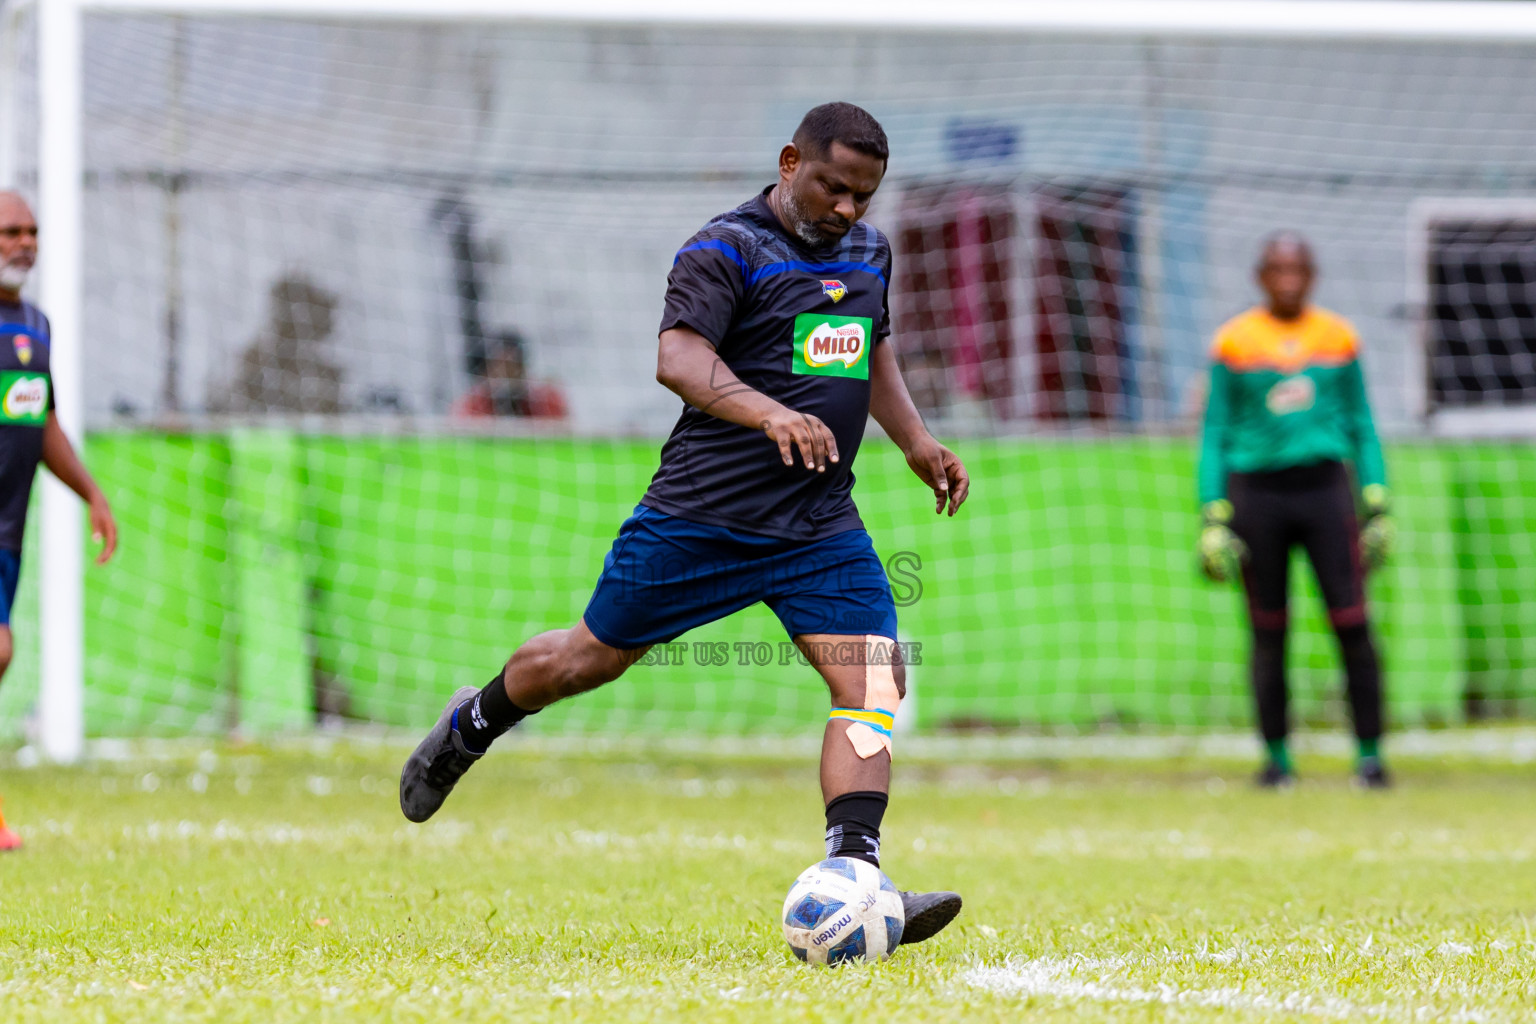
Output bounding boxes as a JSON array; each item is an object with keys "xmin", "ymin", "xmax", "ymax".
[{"xmin": 1227, "ymin": 460, "xmax": 1382, "ymax": 745}]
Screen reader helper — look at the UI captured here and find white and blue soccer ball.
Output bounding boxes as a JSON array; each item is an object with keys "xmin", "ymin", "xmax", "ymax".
[{"xmin": 781, "ymin": 857, "xmax": 905, "ymax": 965}]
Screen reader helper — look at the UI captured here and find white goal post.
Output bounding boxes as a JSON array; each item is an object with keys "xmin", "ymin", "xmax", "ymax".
[{"xmin": 11, "ymin": 0, "xmax": 1536, "ymax": 760}]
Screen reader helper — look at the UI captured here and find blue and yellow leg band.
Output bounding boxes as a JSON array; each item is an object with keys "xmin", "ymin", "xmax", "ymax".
[
  {"xmin": 830, "ymin": 708, "xmax": 895, "ymax": 735},
  {"xmin": 829, "ymin": 639, "xmax": 902, "ymax": 759}
]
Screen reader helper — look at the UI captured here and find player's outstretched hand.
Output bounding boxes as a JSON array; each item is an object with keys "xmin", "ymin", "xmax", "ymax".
[
  {"xmin": 761, "ymin": 407, "xmax": 839, "ymax": 473},
  {"xmin": 88, "ymin": 494, "xmax": 118, "ymax": 565},
  {"xmin": 905, "ymin": 435, "xmax": 969, "ymax": 516}
]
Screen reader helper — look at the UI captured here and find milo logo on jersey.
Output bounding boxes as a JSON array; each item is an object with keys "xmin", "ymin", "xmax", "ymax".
[
  {"xmin": 793, "ymin": 313, "xmax": 872, "ymax": 380},
  {"xmin": 1265, "ymin": 374, "xmax": 1316, "ymax": 415},
  {"xmin": 0, "ymin": 371, "xmax": 49, "ymax": 425}
]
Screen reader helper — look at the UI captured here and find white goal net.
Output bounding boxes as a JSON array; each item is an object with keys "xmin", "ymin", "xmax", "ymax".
[{"xmin": 2, "ymin": 2, "xmax": 1535, "ymax": 745}]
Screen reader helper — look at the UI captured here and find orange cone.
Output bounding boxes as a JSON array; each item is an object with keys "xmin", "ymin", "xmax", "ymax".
[{"xmin": 0, "ymin": 796, "xmax": 21, "ymax": 851}]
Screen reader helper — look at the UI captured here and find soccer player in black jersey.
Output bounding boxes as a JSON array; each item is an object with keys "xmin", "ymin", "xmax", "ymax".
[
  {"xmin": 0, "ymin": 191, "xmax": 120, "ymax": 850},
  {"xmin": 402, "ymin": 104, "xmax": 970, "ymax": 946}
]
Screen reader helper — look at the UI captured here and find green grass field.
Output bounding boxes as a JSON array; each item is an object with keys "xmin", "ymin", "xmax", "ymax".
[{"xmin": 3, "ymin": 737, "xmax": 1536, "ymax": 1022}]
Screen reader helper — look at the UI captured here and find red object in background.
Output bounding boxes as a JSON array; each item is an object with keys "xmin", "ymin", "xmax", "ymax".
[
  {"xmin": 1032, "ymin": 186, "xmax": 1135, "ymax": 422},
  {"xmin": 452, "ymin": 381, "xmax": 568, "ymax": 419},
  {"xmin": 0, "ymin": 796, "xmax": 19, "ymax": 852},
  {"xmin": 895, "ymin": 184, "xmax": 1017, "ymax": 417},
  {"xmin": 895, "ymin": 181, "xmax": 1137, "ymax": 424}
]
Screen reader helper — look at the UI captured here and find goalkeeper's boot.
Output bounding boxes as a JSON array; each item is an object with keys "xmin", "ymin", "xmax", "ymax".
[
  {"xmin": 897, "ymin": 889, "xmax": 963, "ymax": 945},
  {"xmin": 1354, "ymin": 757, "xmax": 1392, "ymax": 790},
  {"xmin": 1255, "ymin": 762, "xmax": 1296, "ymax": 790},
  {"xmin": 399, "ymin": 686, "xmax": 481, "ymax": 823},
  {"xmin": 0, "ymin": 797, "xmax": 19, "ymax": 851}
]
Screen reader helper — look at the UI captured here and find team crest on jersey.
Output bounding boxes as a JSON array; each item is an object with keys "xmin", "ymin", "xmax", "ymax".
[
  {"xmin": 11, "ymin": 333, "xmax": 31, "ymax": 366},
  {"xmin": 1276, "ymin": 335, "xmax": 1305, "ymax": 372},
  {"xmin": 821, "ymin": 280, "xmax": 847, "ymax": 303}
]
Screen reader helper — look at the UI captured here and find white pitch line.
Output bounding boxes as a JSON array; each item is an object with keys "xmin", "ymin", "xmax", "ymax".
[
  {"xmin": 966, "ymin": 957, "xmax": 1365, "ymax": 1019},
  {"xmin": 964, "ymin": 956, "xmax": 1499, "ymax": 1022}
]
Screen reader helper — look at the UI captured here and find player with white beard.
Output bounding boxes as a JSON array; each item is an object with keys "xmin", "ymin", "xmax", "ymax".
[{"xmin": 0, "ymin": 191, "xmax": 120, "ymax": 850}]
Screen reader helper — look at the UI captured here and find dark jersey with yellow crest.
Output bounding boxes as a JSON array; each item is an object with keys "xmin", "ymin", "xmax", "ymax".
[
  {"xmin": 1198, "ymin": 305, "xmax": 1385, "ymax": 505},
  {"xmin": 0, "ymin": 298, "xmax": 55, "ymax": 551},
  {"xmin": 644, "ymin": 187, "xmax": 892, "ymax": 541}
]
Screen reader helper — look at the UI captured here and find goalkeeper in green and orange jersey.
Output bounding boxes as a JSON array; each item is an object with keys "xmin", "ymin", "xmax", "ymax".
[{"xmin": 1197, "ymin": 233, "xmax": 1393, "ymax": 790}]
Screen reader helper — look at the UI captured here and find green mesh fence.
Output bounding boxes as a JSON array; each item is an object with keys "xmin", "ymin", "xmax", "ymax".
[{"xmin": 0, "ymin": 433, "xmax": 1521, "ymax": 739}]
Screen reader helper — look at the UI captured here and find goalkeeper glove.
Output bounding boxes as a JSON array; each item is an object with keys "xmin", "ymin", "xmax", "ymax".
[
  {"xmin": 1198, "ymin": 499, "xmax": 1248, "ymax": 583},
  {"xmin": 1359, "ymin": 484, "xmax": 1394, "ymax": 571}
]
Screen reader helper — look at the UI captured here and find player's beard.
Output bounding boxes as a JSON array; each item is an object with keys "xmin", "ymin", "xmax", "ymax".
[
  {"xmin": 779, "ymin": 187, "xmax": 836, "ymax": 249},
  {"xmin": 0, "ymin": 261, "xmax": 29, "ymax": 292}
]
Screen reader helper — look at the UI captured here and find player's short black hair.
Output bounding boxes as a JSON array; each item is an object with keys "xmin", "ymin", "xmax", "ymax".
[
  {"xmin": 1257, "ymin": 230, "xmax": 1316, "ymax": 271},
  {"xmin": 792, "ymin": 102, "xmax": 889, "ymax": 166}
]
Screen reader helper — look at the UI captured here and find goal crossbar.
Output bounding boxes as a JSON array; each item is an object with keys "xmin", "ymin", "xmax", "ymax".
[{"xmin": 25, "ymin": 0, "xmax": 1536, "ymax": 41}]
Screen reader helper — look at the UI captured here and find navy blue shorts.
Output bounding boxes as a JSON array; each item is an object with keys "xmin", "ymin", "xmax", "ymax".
[
  {"xmin": 0, "ymin": 548, "xmax": 20, "ymax": 627},
  {"xmin": 582, "ymin": 505, "xmax": 898, "ymax": 650}
]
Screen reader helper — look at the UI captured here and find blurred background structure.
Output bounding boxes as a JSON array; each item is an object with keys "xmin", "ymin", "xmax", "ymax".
[{"xmin": 0, "ymin": 1, "xmax": 1534, "ymax": 746}]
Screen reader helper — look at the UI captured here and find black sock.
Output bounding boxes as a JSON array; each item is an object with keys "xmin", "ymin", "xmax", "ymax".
[
  {"xmin": 1250, "ymin": 625, "xmax": 1289, "ymax": 747},
  {"xmin": 1336, "ymin": 622, "xmax": 1384, "ymax": 746},
  {"xmin": 824, "ymin": 790, "xmax": 888, "ymax": 868},
  {"xmin": 453, "ymin": 672, "xmax": 535, "ymax": 754}
]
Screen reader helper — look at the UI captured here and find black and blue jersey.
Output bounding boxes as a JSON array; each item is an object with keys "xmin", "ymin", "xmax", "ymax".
[
  {"xmin": 0, "ymin": 298, "xmax": 53, "ymax": 552},
  {"xmin": 644, "ymin": 187, "xmax": 892, "ymax": 541}
]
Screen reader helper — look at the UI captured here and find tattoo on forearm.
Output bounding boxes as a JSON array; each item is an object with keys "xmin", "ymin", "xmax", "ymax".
[
  {"xmin": 706, "ymin": 359, "xmax": 741, "ymax": 392},
  {"xmin": 698, "ymin": 357, "xmax": 758, "ymax": 416}
]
